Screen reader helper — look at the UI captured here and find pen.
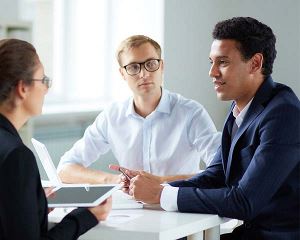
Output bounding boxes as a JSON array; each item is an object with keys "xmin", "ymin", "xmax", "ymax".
[{"xmin": 119, "ymin": 168, "xmax": 131, "ymax": 180}]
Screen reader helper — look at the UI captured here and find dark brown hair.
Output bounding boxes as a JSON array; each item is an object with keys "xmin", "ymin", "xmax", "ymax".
[{"xmin": 0, "ymin": 39, "xmax": 39, "ymax": 103}]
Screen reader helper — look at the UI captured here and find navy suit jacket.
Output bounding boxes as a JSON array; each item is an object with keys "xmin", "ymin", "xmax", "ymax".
[
  {"xmin": 0, "ymin": 114, "xmax": 97, "ymax": 239},
  {"xmin": 170, "ymin": 77, "xmax": 300, "ymax": 239}
]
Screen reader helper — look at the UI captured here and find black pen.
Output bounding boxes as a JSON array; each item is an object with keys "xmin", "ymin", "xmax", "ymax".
[{"xmin": 119, "ymin": 168, "xmax": 131, "ymax": 181}]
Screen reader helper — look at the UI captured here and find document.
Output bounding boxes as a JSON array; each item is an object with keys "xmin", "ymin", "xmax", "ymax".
[
  {"xmin": 112, "ymin": 190, "xmax": 143, "ymax": 209},
  {"xmin": 102, "ymin": 212, "xmax": 142, "ymax": 227}
]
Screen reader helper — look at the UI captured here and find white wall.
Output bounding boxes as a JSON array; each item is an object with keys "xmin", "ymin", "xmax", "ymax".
[
  {"xmin": 0, "ymin": 0, "xmax": 19, "ymax": 20},
  {"xmin": 3, "ymin": 0, "xmax": 299, "ymax": 131},
  {"xmin": 164, "ymin": 0, "xmax": 300, "ymax": 130}
]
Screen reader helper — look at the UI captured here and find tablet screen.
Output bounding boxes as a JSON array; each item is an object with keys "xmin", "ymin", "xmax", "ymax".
[{"xmin": 47, "ymin": 185, "xmax": 120, "ymax": 207}]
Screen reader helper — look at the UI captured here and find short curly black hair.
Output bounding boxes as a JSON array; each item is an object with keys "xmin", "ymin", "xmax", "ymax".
[{"xmin": 212, "ymin": 17, "xmax": 277, "ymax": 77}]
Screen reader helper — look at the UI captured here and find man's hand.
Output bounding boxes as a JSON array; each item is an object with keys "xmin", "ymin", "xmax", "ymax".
[
  {"xmin": 109, "ymin": 164, "xmax": 139, "ymax": 193},
  {"xmin": 128, "ymin": 171, "xmax": 164, "ymax": 204},
  {"xmin": 109, "ymin": 165, "xmax": 164, "ymax": 194}
]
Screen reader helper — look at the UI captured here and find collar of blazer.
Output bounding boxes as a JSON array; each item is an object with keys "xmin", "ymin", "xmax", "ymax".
[
  {"xmin": 223, "ymin": 76, "xmax": 275, "ymax": 177},
  {"xmin": 0, "ymin": 113, "xmax": 19, "ymax": 138}
]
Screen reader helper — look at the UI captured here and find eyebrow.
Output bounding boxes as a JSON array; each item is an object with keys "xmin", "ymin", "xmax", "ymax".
[
  {"xmin": 126, "ymin": 57, "xmax": 159, "ymax": 65},
  {"xmin": 209, "ymin": 56, "xmax": 230, "ymax": 62}
]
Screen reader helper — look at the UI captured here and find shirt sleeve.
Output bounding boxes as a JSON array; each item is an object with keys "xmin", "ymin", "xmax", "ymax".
[
  {"xmin": 58, "ymin": 111, "xmax": 111, "ymax": 171},
  {"xmin": 187, "ymin": 106, "xmax": 221, "ymax": 167},
  {"xmin": 160, "ymin": 185, "xmax": 179, "ymax": 211}
]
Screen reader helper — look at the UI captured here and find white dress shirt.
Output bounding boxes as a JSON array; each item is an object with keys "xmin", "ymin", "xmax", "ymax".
[
  {"xmin": 160, "ymin": 99, "xmax": 254, "ymax": 211},
  {"xmin": 232, "ymin": 99, "xmax": 253, "ymax": 128},
  {"xmin": 57, "ymin": 89, "xmax": 221, "ymax": 176}
]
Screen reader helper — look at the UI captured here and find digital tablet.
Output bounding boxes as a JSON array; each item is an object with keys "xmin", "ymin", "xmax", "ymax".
[{"xmin": 47, "ymin": 184, "xmax": 121, "ymax": 208}]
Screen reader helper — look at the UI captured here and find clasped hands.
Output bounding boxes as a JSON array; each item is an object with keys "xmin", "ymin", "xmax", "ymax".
[{"xmin": 109, "ymin": 164, "xmax": 163, "ymax": 204}]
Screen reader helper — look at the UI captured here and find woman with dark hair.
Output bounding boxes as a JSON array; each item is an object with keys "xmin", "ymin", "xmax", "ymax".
[{"xmin": 0, "ymin": 38, "xmax": 112, "ymax": 239}]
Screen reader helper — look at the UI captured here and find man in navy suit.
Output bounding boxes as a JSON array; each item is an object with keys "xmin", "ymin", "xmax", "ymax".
[{"xmin": 127, "ymin": 17, "xmax": 300, "ymax": 239}]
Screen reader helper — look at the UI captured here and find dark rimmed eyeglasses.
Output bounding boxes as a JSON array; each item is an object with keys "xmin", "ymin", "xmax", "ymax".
[
  {"xmin": 30, "ymin": 76, "xmax": 52, "ymax": 88},
  {"xmin": 123, "ymin": 59, "xmax": 161, "ymax": 76}
]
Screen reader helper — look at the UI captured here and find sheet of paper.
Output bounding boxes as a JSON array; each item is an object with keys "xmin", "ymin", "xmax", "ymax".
[
  {"xmin": 112, "ymin": 190, "xmax": 143, "ymax": 209},
  {"xmin": 102, "ymin": 212, "xmax": 142, "ymax": 227}
]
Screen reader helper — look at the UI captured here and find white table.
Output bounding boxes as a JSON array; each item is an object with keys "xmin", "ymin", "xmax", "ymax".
[
  {"xmin": 50, "ymin": 205, "xmax": 227, "ymax": 240},
  {"xmin": 48, "ymin": 190, "xmax": 228, "ymax": 240}
]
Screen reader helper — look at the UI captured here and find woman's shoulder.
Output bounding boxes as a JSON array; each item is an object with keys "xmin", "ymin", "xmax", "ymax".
[{"xmin": 0, "ymin": 132, "xmax": 34, "ymax": 168}]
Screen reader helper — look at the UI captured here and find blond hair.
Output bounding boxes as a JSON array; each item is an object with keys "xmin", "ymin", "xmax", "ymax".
[{"xmin": 116, "ymin": 35, "xmax": 161, "ymax": 66}]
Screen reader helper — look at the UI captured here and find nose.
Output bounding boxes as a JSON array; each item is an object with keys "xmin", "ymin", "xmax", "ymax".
[
  {"xmin": 209, "ymin": 63, "xmax": 220, "ymax": 78},
  {"xmin": 138, "ymin": 65, "xmax": 150, "ymax": 78}
]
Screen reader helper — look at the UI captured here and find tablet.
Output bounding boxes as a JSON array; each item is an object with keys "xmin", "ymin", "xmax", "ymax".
[{"xmin": 47, "ymin": 184, "xmax": 121, "ymax": 208}]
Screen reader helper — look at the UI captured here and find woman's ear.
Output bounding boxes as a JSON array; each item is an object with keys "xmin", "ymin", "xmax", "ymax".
[{"xmin": 15, "ymin": 80, "xmax": 30, "ymax": 100}]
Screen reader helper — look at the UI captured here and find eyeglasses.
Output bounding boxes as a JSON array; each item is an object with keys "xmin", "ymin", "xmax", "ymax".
[
  {"xmin": 30, "ymin": 76, "xmax": 52, "ymax": 88},
  {"xmin": 123, "ymin": 59, "xmax": 161, "ymax": 76}
]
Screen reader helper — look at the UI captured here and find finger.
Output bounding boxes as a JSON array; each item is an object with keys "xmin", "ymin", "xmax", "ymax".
[
  {"xmin": 120, "ymin": 174, "xmax": 130, "ymax": 184},
  {"xmin": 121, "ymin": 187, "xmax": 130, "ymax": 194},
  {"xmin": 44, "ymin": 187, "xmax": 54, "ymax": 197},
  {"xmin": 128, "ymin": 188, "xmax": 134, "ymax": 196},
  {"xmin": 106, "ymin": 196, "xmax": 112, "ymax": 203},
  {"xmin": 122, "ymin": 181, "xmax": 130, "ymax": 188},
  {"xmin": 48, "ymin": 207, "xmax": 54, "ymax": 213},
  {"xmin": 46, "ymin": 190, "xmax": 56, "ymax": 199},
  {"xmin": 125, "ymin": 169, "xmax": 140, "ymax": 178},
  {"xmin": 139, "ymin": 170, "xmax": 152, "ymax": 177}
]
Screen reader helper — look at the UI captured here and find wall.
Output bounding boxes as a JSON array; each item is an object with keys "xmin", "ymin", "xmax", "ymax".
[
  {"xmin": 0, "ymin": 0, "xmax": 19, "ymax": 20},
  {"xmin": 164, "ymin": 0, "xmax": 300, "ymax": 130},
  {"xmin": 3, "ymin": 0, "xmax": 300, "ymax": 174}
]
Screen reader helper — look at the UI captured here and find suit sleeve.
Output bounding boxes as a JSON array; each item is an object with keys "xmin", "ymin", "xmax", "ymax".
[
  {"xmin": 0, "ymin": 146, "xmax": 98, "ymax": 240},
  {"xmin": 176, "ymin": 103, "xmax": 300, "ymax": 220}
]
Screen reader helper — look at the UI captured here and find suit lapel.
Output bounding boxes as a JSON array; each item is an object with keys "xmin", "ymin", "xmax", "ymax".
[
  {"xmin": 221, "ymin": 104, "xmax": 235, "ymax": 174},
  {"xmin": 224, "ymin": 77, "xmax": 275, "ymax": 181}
]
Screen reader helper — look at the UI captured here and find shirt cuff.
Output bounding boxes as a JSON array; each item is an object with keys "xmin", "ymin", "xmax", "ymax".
[{"xmin": 160, "ymin": 185, "xmax": 179, "ymax": 211}]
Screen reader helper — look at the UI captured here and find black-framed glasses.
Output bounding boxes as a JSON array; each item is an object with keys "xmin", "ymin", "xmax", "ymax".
[
  {"xmin": 30, "ymin": 76, "xmax": 52, "ymax": 88},
  {"xmin": 123, "ymin": 59, "xmax": 161, "ymax": 76}
]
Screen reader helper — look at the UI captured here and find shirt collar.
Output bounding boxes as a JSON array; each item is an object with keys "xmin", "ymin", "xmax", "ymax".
[
  {"xmin": 155, "ymin": 88, "xmax": 171, "ymax": 114},
  {"xmin": 232, "ymin": 98, "xmax": 253, "ymax": 127},
  {"xmin": 125, "ymin": 97, "xmax": 136, "ymax": 117},
  {"xmin": 126, "ymin": 88, "xmax": 171, "ymax": 117}
]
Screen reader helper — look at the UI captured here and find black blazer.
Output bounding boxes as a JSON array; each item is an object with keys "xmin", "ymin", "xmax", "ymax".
[
  {"xmin": 0, "ymin": 114, "xmax": 98, "ymax": 239},
  {"xmin": 170, "ymin": 77, "xmax": 300, "ymax": 240}
]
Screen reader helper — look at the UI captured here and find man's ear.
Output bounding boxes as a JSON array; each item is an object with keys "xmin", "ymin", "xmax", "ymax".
[
  {"xmin": 250, "ymin": 53, "xmax": 263, "ymax": 74},
  {"xmin": 119, "ymin": 67, "xmax": 127, "ymax": 81},
  {"xmin": 160, "ymin": 59, "xmax": 164, "ymax": 72}
]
